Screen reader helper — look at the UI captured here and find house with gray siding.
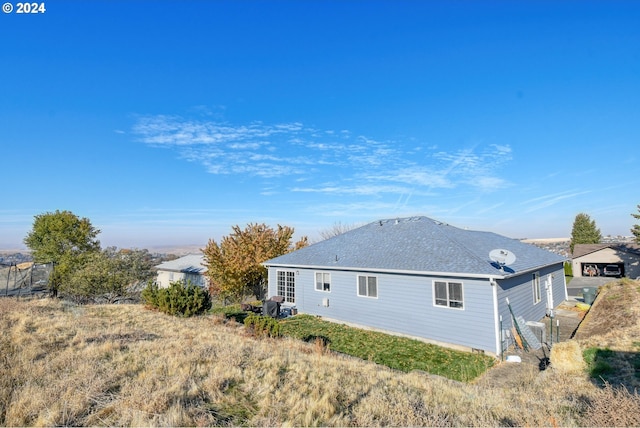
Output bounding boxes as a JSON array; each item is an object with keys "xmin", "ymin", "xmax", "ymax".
[
  {"xmin": 263, "ymin": 216, "xmax": 567, "ymax": 356},
  {"xmin": 155, "ymin": 254, "xmax": 208, "ymax": 289}
]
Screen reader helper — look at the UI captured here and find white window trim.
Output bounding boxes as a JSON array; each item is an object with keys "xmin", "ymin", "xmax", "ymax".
[
  {"xmin": 532, "ymin": 272, "xmax": 541, "ymax": 305},
  {"xmin": 432, "ymin": 280, "xmax": 465, "ymax": 310},
  {"xmin": 356, "ymin": 275, "xmax": 378, "ymax": 299},
  {"xmin": 314, "ymin": 271, "xmax": 331, "ymax": 293}
]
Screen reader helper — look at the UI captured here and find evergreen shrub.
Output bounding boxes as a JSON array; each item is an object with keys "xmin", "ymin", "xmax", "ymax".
[
  {"xmin": 244, "ymin": 313, "xmax": 281, "ymax": 338},
  {"xmin": 564, "ymin": 261, "xmax": 573, "ymax": 277},
  {"xmin": 142, "ymin": 280, "xmax": 211, "ymax": 317}
]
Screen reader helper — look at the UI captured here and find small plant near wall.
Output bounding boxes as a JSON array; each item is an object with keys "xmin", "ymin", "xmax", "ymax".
[
  {"xmin": 142, "ymin": 280, "xmax": 211, "ymax": 317},
  {"xmin": 564, "ymin": 261, "xmax": 573, "ymax": 277}
]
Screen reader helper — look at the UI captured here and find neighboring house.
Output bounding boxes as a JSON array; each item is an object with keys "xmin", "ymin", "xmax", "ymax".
[
  {"xmin": 155, "ymin": 254, "xmax": 208, "ymax": 288},
  {"xmin": 263, "ymin": 216, "xmax": 567, "ymax": 356},
  {"xmin": 571, "ymin": 243, "xmax": 640, "ymax": 278}
]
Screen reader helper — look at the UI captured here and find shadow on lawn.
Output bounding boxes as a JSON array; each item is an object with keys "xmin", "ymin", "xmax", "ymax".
[
  {"xmin": 302, "ymin": 334, "xmax": 332, "ymax": 347},
  {"xmin": 584, "ymin": 348, "xmax": 640, "ymax": 390}
]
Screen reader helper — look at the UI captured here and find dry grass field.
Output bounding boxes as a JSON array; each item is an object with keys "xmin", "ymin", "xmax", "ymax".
[{"xmin": 1, "ymin": 280, "xmax": 640, "ymax": 427}]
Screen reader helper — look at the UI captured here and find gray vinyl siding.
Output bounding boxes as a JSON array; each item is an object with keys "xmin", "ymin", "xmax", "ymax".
[
  {"xmin": 268, "ymin": 267, "xmax": 497, "ymax": 352},
  {"xmin": 496, "ymin": 263, "xmax": 566, "ymax": 328},
  {"xmin": 156, "ymin": 270, "xmax": 207, "ymax": 289}
]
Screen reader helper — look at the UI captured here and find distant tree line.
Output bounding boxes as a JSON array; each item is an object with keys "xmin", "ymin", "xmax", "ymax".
[
  {"xmin": 23, "ymin": 204, "xmax": 639, "ymax": 306},
  {"xmin": 22, "ymin": 210, "xmax": 309, "ymax": 306}
]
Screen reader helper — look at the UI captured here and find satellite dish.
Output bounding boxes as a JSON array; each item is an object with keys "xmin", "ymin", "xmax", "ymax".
[{"xmin": 489, "ymin": 249, "xmax": 517, "ymax": 271}]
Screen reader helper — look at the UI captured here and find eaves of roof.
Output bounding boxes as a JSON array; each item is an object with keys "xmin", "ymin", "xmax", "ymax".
[{"xmin": 264, "ymin": 261, "xmax": 560, "ymax": 280}]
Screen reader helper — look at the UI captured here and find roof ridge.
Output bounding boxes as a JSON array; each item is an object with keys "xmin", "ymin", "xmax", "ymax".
[{"xmin": 429, "ymin": 220, "xmax": 491, "ymax": 267}]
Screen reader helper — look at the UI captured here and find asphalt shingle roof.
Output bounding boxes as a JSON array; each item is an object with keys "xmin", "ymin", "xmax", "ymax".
[
  {"xmin": 265, "ymin": 216, "xmax": 565, "ymax": 278},
  {"xmin": 572, "ymin": 243, "xmax": 640, "ymax": 259},
  {"xmin": 155, "ymin": 254, "xmax": 206, "ymax": 274}
]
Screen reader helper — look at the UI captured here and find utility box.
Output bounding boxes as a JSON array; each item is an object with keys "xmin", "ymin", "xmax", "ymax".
[{"xmin": 322, "ymin": 298, "xmax": 329, "ymax": 307}]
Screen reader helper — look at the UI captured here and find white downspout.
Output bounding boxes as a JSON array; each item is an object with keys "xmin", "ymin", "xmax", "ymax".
[
  {"xmin": 491, "ymin": 277, "xmax": 501, "ymax": 357},
  {"xmin": 545, "ymin": 274, "xmax": 554, "ymax": 316}
]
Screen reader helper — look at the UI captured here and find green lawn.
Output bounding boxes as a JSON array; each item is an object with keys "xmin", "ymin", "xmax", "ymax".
[
  {"xmin": 279, "ymin": 314, "xmax": 494, "ymax": 382},
  {"xmin": 211, "ymin": 303, "xmax": 250, "ymax": 323}
]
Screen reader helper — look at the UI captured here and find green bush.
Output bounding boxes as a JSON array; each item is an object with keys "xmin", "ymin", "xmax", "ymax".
[
  {"xmin": 210, "ymin": 304, "xmax": 251, "ymax": 323},
  {"xmin": 564, "ymin": 261, "xmax": 573, "ymax": 277},
  {"xmin": 142, "ymin": 280, "xmax": 211, "ymax": 317},
  {"xmin": 141, "ymin": 281, "xmax": 159, "ymax": 306},
  {"xmin": 244, "ymin": 314, "xmax": 281, "ymax": 338}
]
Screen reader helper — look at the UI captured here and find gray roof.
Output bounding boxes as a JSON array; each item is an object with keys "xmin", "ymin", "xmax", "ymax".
[
  {"xmin": 265, "ymin": 216, "xmax": 566, "ymax": 278},
  {"xmin": 155, "ymin": 254, "xmax": 206, "ymax": 274},
  {"xmin": 572, "ymin": 243, "xmax": 640, "ymax": 259}
]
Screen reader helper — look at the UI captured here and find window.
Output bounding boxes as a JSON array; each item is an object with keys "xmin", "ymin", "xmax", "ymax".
[
  {"xmin": 532, "ymin": 272, "xmax": 541, "ymax": 304},
  {"xmin": 315, "ymin": 272, "xmax": 331, "ymax": 292},
  {"xmin": 277, "ymin": 270, "xmax": 295, "ymax": 303},
  {"xmin": 433, "ymin": 281, "xmax": 464, "ymax": 309},
  {"xmin": 357, "ymin": 275, "xmax": 377, "ymax": 298}
]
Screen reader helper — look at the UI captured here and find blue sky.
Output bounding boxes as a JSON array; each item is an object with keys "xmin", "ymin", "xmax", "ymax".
[{"xmin": 1, "ymin": 1, "xmax": 639, "ymax": 250}]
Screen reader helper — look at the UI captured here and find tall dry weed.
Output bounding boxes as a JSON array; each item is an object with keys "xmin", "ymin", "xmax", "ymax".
[{"xmin": 580, "ymin": 383, "xmax": 640, "ymax": 427}]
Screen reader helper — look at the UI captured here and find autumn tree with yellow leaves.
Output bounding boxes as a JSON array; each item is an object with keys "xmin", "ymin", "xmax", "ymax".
[{"xmin": 203, "ymin": 223, "xmax": 308, "ymax": 302}]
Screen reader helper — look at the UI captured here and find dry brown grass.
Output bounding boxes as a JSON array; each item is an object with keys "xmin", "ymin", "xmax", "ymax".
[
  {"xmin": 574, "ymin": 278, "xmax": 640, "ymax": 348},
  {"xmin": 551, "ymin": 341, "xmax": 586, "ymax": 374},
  {"xmin": 1, "ymin": 289, "xmax": 639, "ymax": 427},
  {"xmin": 570, "ymin": 278, "xmax": 640, "ymax": 393},
  {"xmin": 580, "ymin": 383, "xmax": 640, "ymax": 427}
]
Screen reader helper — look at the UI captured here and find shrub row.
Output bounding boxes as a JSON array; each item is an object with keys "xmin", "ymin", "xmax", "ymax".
[
  {"xmin": 142, "ymin": 281, "xmax": 211, "ymax": 317},
  {"xmin": 244, "ymin": 313, "xmax": 281, "ymax": 338}
]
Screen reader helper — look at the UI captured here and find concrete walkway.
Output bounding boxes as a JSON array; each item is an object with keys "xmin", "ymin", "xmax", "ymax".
[{"xmin": 566, "ymin": 276, "xmax": 617, "ymax": 300}]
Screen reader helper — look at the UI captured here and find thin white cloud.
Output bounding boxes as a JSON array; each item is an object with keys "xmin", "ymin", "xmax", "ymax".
[
  {"xmin": 132, "ymin": 114, "xmax": 513, "ymax": 196},
  {"xmin": 303, "ymin": 201, "xmax": 405, "ymax": 218},
  {"xmin": 373, "ymin": 144, "xmax": 512, "ymax": 192},
  {"xmin": 377, "ymin": 169, "xmax": 454, "ymax": 188},
  {"xmin": 522, "ymin": 190, "xmax": 591, "ymax": 213},
  {"xmin": 228, "ymin": 142, "xmax": 262, "ymax": 150},
  {"xmin": 476, "ymin": 202, "xmax": 506, "ymax": 214},
  {"xmin": 292, "ymin": 184, "xmax": 410, "ymax": 195}
]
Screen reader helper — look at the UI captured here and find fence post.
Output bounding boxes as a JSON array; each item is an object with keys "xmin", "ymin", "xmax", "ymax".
[{"xmin": 4, "ymin": 263, "xmax": 12, "ymax": 296}]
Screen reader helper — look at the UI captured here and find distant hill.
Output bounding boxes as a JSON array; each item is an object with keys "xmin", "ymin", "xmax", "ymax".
[
  {"xmin": 521, "ymin": 238, "xmax": 569, "ymax": 244},
  {"xmin": 145, "ymin": 244, "xmax": 204, "ymax": 256}
]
